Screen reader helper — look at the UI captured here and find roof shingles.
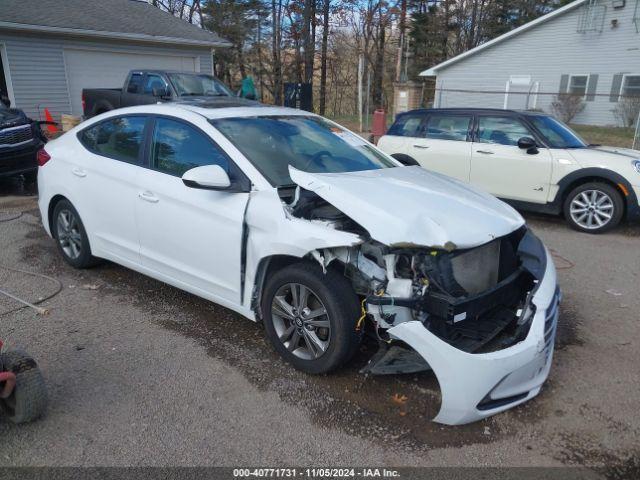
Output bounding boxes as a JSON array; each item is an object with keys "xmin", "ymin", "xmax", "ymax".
[{"xmin": 0, "ymin": 0, "xmax": 229, "ymax": 46}]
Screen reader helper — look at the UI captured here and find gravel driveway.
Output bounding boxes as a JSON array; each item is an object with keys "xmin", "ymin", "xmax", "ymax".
[{"xmin": 0, "ymin": 179, "xmax": 638, "ymax": 477}]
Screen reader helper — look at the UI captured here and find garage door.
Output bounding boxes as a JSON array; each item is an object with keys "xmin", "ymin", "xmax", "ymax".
[{"xmin": 64, "ymin": 49, "xmax": 197, "ymax": 116}]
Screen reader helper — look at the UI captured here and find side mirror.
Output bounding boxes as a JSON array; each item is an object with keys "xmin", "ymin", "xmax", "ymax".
[
  {"xmin": 182, "ymin": 165, "xmax": 231, "ymax": 190},
  {"xmin": 517, "ymin": 136, "xmax": 538, "ymax": 154},
  {"xmin": 152, "ymin": 86, "xmax": 169, "ymax": 98}
]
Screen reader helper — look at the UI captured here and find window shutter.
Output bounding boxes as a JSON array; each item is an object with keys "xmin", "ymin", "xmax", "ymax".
[
  {"xmin": 559, "ymin": 74, "xmax": 569, "ymax": 94},
  {"xmin": 610, "ymin": 74, "xmax": 624, "ymax": 102},
  {"xmin": 585, "ymin": 74, "xmax": 598, "ymax": 101}
]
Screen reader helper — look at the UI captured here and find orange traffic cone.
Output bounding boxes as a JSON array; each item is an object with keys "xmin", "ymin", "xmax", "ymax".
[{"xmin": 44, "ymin": 108, "xmax": 58, "ymax": 134}]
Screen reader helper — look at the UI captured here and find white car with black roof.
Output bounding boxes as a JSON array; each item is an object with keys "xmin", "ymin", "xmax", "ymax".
[{"xmin": 378, "ymin": 108, "xmax": 640, "ymax": 233}]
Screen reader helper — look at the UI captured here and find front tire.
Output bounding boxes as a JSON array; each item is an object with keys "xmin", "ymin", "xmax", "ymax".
[
  {"xmin": 563, "ymin": 182, "xmax": 623, "ymax": 233},
  {"xmin": 52, "ymin": 199, "xmax": 99, "ymax": 268},
  {"xmin": 261, "ymin": 262, "xmax": 361, "ymax": 374}
]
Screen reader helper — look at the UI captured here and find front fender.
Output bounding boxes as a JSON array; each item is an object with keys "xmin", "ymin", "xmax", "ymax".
[{"xmin": 555, "ymin": 167, "xmax": 639, "ymax": 220}]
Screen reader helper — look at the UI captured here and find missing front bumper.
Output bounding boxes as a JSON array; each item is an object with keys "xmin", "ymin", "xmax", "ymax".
[{"xmin": 385, "ymin": 247, "xmax": 559, "ymax": 425}]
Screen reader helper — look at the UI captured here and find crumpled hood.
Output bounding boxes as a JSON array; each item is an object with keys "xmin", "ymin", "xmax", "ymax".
[{"xmin": 289, "ymin": 166, "xmax": 524, "ymax": 250}]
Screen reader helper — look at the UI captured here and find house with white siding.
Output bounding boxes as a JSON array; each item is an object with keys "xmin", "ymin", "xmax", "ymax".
[
  {"xmin": 420, "ymin": 0, "xmax": 640, "ymax": 126},
  {"xmin": 0, "ymin": 0, "xmax": 229, "ymax": 121}
]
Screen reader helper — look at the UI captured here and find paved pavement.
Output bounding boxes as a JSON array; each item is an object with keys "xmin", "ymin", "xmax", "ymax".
[{"xmin": 0, "ymin": 179, "xmax": 638, "ymax": 476}]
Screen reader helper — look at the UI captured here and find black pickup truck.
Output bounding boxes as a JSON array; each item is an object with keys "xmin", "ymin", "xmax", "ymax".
[
  {"xmin": 82, "ymin": 70, "xmax": 235, "ymax": 118},
  {"xmin": 0, "ymin": 100, "xmax": 45, "ymax": 182}
]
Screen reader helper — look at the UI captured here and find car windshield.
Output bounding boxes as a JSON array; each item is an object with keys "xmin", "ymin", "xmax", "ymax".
[
  {"xmin": 167, "ymin": 73, "xmax": 233, "ymax": 97},
  {"xmin": 210, "ymin": 115, "xmax": 397, "ymax": 187},
  {"xmin": 528, "ymin": 115, "xmax": 587, "ymax": 148}
]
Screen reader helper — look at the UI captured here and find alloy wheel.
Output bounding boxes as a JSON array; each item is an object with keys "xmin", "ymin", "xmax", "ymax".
[
  {"xmin": 56, "ymin": 209, "xmax": 83, "ymax": 259},
  {"xmin": 569, "ymin": 189, "xmax": 614, "ymax": 230},
  {"xmin": 271, "ymin": 283, "xmax": 331, "ymax": 360}
]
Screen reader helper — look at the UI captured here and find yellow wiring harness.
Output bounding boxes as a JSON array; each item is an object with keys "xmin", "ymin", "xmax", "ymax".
[
  {"xmin": 356, "ymin": 298, "xmax": 367, "ymax": 331},
  {"xmin": 356, "ymin": 290, "xmax": 387, "ymax": 332}
]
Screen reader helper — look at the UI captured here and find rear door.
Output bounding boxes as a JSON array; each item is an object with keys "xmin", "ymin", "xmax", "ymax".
[
  {"xmin": 404, "ymin": 112, "xmax": 473, "ymax": 182},
  {"xmin": 74, "ymin": 114, "xmax": 148, "ymax": 264},
  {"xmin": 135, "ymin": 115, "xmax": 250, "ymax": 304},
  {"xmin": 470, "ymin": 115, "xmax": 553, "ymax": 203},
  {"xmin": 377, "ymin": 112, "xmax": 426, "ymax": 159}
]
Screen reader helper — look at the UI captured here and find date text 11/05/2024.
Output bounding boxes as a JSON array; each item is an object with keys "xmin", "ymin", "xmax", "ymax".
[{"xmin": 233, "ymin": 468, "xmax": 401, "ymax": 478}]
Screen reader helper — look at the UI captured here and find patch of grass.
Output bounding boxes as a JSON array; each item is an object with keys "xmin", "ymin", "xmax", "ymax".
[{"xmin": 568, "ymin": 124, "xmax": 636, "ymax": 149}]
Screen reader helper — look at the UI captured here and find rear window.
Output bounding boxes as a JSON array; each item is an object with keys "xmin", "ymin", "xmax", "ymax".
[
  {"xmin": 79, "ymin": 116, "xmax": 147, "ymax": 164},
  {"xmin": 127, "ymin": 73, "xmax": 144, "ymax": 94},
  {"xmin": 424, "ymin": 114, "xmax": 471, "ymax": 141},
  {"xmin": 387, "ymin": 113, "xmax": 425, "ymax": 137}
]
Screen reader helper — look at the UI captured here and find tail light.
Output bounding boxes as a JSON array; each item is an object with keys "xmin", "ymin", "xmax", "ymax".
[
  {"xmin": 81, "ymin": 93, "xmax": 86, "ymax": 113},
  {"xmin": 37, "ymin": 148, "xmax": 51, "ymax": 167}
]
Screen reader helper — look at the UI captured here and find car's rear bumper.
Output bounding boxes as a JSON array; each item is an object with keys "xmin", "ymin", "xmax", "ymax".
[
  {"xmin": 388, "ymin": 247, "xmax": 559, "ymax": 425},
  {"xmin": 0, "ymin": 141, "xmax": 40, "ymax": 178}
]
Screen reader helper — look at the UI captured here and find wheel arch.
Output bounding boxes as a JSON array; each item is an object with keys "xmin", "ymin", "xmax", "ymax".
[
  {"xmin": 251, "ymin": 252, "xmax": 351, "ymax": 320},
  {"xmin": 555, "ymin": 168, "xmax": 638, "ymax": 219},
  {"xmin": 391, "ymin": 153, "xmax": 420, "ymax": 166},
  {"xmin": 251, "ymin": 254, "xmax": 306, "ymax": 320},
  {"xmin": 47, "ymin": 194, "xmax": 69, "ymax": 238},
  {"xmin": 92, "ymin": 101, "xmax": 114, "ymax": 117}
]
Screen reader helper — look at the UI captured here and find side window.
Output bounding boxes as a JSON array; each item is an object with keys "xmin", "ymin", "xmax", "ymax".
[
  {"xmin": 79, "ymin": 116, "xmax": 146, "ymax": 163},
  {"xmin": 387, "ymin": 114, "xmax": 424, "ymax": 137},
  {"xmin": 144, "ymin": 74, "xmax": 167, "ymax": 95},
  {"xmin": 477, "ymin": 116, "xmax": 533, "ymax": 146},
  {"xmin": 151, "ymin": 118, "xmax": 229, "ymax": 177},
  {"xmin": 424, "ymin": 114, "xmax": 471, "ymax": 141},
  {"xmin": 127, "ymin": 73, "xmax": 144, "ymax": 94},
  {"xmin": 568, "ymin": 75, "xmax": 588, "ymax": 97}
]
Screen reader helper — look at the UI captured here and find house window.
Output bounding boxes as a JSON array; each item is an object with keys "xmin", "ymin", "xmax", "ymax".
[
  {"xmin": 568, "ymin": 75, "xmax": 589, "ymax": 96},
  {"xmin": 622, "ymin": 75, "xmax": 640, "ymax": 99}
]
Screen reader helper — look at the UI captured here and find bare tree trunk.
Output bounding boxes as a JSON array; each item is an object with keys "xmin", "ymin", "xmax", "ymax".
[
  {"xmin": 271, "ymin": 0, "xmax": 283, "ymax": 105},
  {"xmin": 302, "ymin": 0, "xmax": 315, "ymax": 86},
  {"xmin": 319, "ymin": 0, "xmax": 330, "ymax": 115},
  {"xmin": 237, "ymin": 46, "xmax": 247, "ymax": 79},
  {"xmin": 372, "ymin": 9, "xmax": 385, "ymax": 109}
]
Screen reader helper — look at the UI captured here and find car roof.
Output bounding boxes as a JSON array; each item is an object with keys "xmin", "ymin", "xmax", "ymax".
[
  {"xmin": 108, "ymin": 102, "xmax": 314, "ymax": 120},
  {"xmin": 397, "ymin": 108, "xmax": 549, "ymax": 117},
  {"xmin": 129, "ymin": 70, "xmax": 213, "ymax": 75}
]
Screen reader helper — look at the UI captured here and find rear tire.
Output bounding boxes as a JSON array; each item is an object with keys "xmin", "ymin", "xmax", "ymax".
[
  {"xmin": 563, "ymin": 182, "xmax": 623, "ymax": 233},
  {"xmin": 52, "ymin": 199, "xmax": 100, "ymax": 268},
  {"xmin": 0, "ymin": 350, "xmax": 47, "ymax": 424},
  {"xmin": 261, "ymin": 261, "xmax": 361, "ymax": 374}
]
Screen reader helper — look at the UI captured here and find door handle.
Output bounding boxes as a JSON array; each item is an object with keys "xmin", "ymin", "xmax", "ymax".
[
  {"xmin": 138, "ymin": 191, "xmax": 159, "ymax": 203},
  {"xmin": 476, "ymin": 150, "xmax": 495, "ymax": 155},
  {"xmin": 413, "ymin": 144, "xmax": 430, "ymax": 149},
  {"xmin": 71, "ymin": 168, "xmax": 87, "ymax": 178}
]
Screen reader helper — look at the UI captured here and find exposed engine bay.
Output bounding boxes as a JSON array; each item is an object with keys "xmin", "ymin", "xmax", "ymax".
[{"xmin": 285, "ymin": 186, "xmax": 545, "ymax": 359}]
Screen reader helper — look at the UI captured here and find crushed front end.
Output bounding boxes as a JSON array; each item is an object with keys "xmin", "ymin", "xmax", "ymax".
[
  {"xmin": 284, "ymin": 166, "xmax": 560, "ymax": 425},
  {"xmin": 309, "ymin": 225, "xmax": 559, "ymax": 425}
]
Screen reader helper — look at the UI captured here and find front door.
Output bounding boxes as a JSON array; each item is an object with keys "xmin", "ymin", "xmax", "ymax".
[
  {"xmin": 470, "ymin": 115, "xmax": 553, "ymax": 203},
  {"xmin": 405, "ymin": 112, "xmax": 473, "ymax": 182},
  {"xmin": 135, "ymin": 116, "xmax": 249, "ymax": 304}
]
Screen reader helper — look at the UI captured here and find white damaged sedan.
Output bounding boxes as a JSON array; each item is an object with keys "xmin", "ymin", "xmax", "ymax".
[{"xmin": 37, "ymin": 102, "xmax": 560, "ymax": 425}]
